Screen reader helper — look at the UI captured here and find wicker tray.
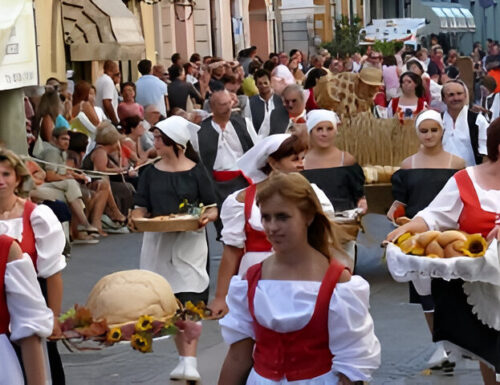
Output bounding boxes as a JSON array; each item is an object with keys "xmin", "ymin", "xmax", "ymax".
[{"xmin": 133, "ymin": 215, "xmax": 200, "ymax": 232}]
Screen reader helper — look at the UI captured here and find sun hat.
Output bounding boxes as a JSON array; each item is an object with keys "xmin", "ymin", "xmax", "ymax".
[
  {"xmin": 154, "ymin": 116, "xmax": 199, "ymax": 147},
  {"xmin": 237, "ymin": 134, "xmax": 291, "ymax": 183},
  {"xmin": 359, "ymin": 67, "xmax": 384, "ymax": 86},
  {"xmin": 306, "ymin": 109, "xmax": 340, "ymax": 133}
]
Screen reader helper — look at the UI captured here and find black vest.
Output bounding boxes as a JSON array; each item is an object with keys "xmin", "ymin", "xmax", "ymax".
[
  {"xmin": 442, "ymin": 110, "xmax": 483, "ymax": 165},
  {"xmin": 250, "ymin": 93, "xmax": 288, "ymax": 134},
  {"xmin": 197, "ymin": 116, "xmax": 254, "ymax": 171}
]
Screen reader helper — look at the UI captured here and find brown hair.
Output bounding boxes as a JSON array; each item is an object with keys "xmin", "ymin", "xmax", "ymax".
[
  {"xmin": 256, "ymin": 172, "xmax": 345, "ymax": 260},
  {"xmin": 260, "ymin": 135, "xmax": 308, "ymax": 175},
  {"xmin": 0, "ymin": 148, "xmax": 33, "ymax": 197},
  {"xmin": 72, "ymin": 80, "xmax": 91, "ymax": 106},
  {"xmin": 487, "ymin": 117, "xmax": 500, "ymax": 162}
]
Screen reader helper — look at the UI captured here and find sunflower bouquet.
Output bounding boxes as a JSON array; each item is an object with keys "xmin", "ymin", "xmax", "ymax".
[{"xmin": 59, "ymin": 301, "xmax": 210, "ymax": 353}]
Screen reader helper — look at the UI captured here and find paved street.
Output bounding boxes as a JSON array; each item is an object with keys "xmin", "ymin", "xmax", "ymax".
[{"xmin": 60, "ymin": 214, "xmax": 483, "ymax": 384}]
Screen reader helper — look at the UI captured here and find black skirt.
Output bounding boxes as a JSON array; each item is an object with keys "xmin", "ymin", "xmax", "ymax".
[{"xmin": 432, "ymin": 278, "xmax": 500, "ymax": 374}]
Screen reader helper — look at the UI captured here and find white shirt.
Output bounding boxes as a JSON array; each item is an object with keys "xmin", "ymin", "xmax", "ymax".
[
  {"xmin": 488, "ymin": 92, "xmax": 500, "ymax": 121},
  {"xmin": 211, "ymin": 120, "xmax": 245, "ymax": 171},
  {"xmin": 442, "ymin": 106, "xmax": 488, "ymax": 167},
  {"xmin": 220, "ymin": 275, "xmax": 381, "ymax": 384},
  {"xmin": 417, "ymin": 167, "xmax": 500, "ymax": 231},
  {"xmin": 0, "ymin": 205, "xmax": 66, "ymax": 279},
  {"xmin": 95, "ymin": 73, "xmax": 119, "ymax": 120},
  {"xmin": 186, "ymin": 74, "xmax": 198, "ymax": 85},
  {"xmin": 257, "ymin": 94, "xmax": 276, "ymax": 138}
]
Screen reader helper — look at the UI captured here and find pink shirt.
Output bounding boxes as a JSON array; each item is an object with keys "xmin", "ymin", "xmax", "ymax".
[{"xmin": 117, "ymin": 102, "xmax": 144, "ymax": 122}]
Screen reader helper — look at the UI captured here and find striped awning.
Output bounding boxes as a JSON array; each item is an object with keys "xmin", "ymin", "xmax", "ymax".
[{"xmin": 61, "ymin": 0, "xmax": 145, "ymax": 61}]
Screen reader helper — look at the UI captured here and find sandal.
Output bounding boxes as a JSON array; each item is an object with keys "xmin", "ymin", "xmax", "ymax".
[{"xmin": 77, "ymin": 225, "xmax": 100, "ymax": 234}]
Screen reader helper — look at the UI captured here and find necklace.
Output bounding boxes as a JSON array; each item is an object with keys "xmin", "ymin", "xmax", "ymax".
[{"xmin": 0, "ymin": 196, "xmax": 19, "ymax": 220}]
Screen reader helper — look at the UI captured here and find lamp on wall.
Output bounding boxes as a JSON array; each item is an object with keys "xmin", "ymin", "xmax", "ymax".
[{"xmin": 169, "ymin": 0, "xmax": 196, "ymax": 21}]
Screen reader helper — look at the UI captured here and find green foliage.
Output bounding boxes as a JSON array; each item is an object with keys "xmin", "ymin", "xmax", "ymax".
[
  {"xmin": 321, "ymin": 16, "xmax": 365, "ymax": 58},
  {"xmin": 372, "ymin": 40, "xmax": 399, "ymax": 57}
]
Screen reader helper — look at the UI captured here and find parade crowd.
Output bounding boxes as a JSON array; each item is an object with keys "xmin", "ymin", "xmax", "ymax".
[{"xmin": 2, "ymin": 35, "xmax": 500, "ymax": 385}]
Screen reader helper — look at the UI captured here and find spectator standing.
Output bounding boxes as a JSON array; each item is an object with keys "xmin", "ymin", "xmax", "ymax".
[
  {"xmin": 442, "ymin": 80, "xmax": 489, "ymax": 166},
  {"xmin": 70, "ymin": 80, "xmax": 100, "ymax": 139},
  {"xmin": 135, "ymin": 59, "xmax": 169, "ymax": 117},
  {"xmin": 167, "ymin": 65, "xmax": 204, "ymax": 111},
  {"xmin": 241, "ymin": 60, "xmax": 261, "ymax": 97},
  {"xmin": 95, "ymin": 60, "xmax": 120, "ymax": 125},
  {"xmin": 388, "ymin": 72, "xmax": 427, "ymax": 120},
  {"xmin": 153, "ymin": 64, "xmax": 169, "ymax": 84},
  {"xmin": 363, "ymin": 51, "xmax": 383, "ymax": 70},
  {"xmin": 427, "ymin": 45, "xmax": 445, "ymax": 84},
  {"xmin": 184, "ymin": 62, "xmax": 199, "ymax": 85},
  {"xmin": 249, "ymin": 69, "xmax": 288, "ymax": 137},
  {"xmin": 34, "ymin": 88, "xmax": 61, "ymax": 142},
  {"xmin": 117, "ymin": 82, "xmax": 144, "ymax": 122},
  {"xmin": 383, "ymin": 55, "xmax": 401, "ymax": 101}
]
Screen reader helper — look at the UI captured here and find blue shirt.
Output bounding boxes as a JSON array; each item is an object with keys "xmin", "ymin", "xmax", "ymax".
[{"xmin": 135, "ymin": 75, "xmax": 168, "ymax": 116}]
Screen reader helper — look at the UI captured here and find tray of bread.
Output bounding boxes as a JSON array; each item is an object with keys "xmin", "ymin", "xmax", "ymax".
[
  {"xmin": 363, "ymin": 165, "xmax": 400, "ymax": 184},
  {"xmin": 386, "ymin": 231, "xmax": 500, "ymax": 285},
  {"xmin": 133, "ymin": 214, "xmax": 200, "ymax": 232}
]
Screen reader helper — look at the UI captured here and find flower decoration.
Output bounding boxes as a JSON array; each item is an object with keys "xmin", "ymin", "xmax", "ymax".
[
  {"xmin": 107, "ymin": 327, "xmax": 122, "ymax": 343},
  {"xmin": 460, "ymin": 234, "xmax": 487, "ymax": 258},
  {"xmin": 135, "ymin": 315, "xmax": 153, "ymax": 332},
  {"xmin": 131, "ymin": 333, "xmax": 152, "ymax": 353}
]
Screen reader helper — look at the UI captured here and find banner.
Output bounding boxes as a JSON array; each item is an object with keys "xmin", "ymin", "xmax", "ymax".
[{"xmin": 0, "ymin": 0, "xmax": 38, "ymax": 90}]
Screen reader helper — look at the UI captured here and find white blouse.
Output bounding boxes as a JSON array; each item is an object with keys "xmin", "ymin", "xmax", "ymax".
[
  {"xmin": 417, "ymin": 167, "xmax": 500, "ymax": 231},
  {"xmin": 220, "ymin": 275, "xmax": 381, "ymax": 384},
  {"xmin": 220, "ymin": 185, "xmax": 335, "ymax": 275},
  {"xmin": 0, "ymin": 204, "xmax": 66, "ymax": 278},
  {"xmin": 1, "ymin": 254, "xmax": 53, "ymax": 385}
]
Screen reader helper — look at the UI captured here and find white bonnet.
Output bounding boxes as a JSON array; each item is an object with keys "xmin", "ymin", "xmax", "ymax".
[
  {"xmin": 154, "ymin": 116, "xmax": 199, "ymax": 147},
  {"xmin": 415, "ymin": 109, "xmax": 443, "ymax": 133},
  {"xmin": 306, "ymin": 109, "xmax": 340, "ymax": 133}
]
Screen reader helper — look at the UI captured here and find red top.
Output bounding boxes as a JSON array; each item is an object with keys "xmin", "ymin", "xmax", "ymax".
[
  {"xmin": 455, "ymin": 169, "xmax": 498, "ymax": 238},
  {"xmin": 246, "ymin": 259, "xmax": 345, "ymax": 381},
  {"xmin": 244, "ymin": 184, "xmax": 272, "ymax": 253},
  {"xmin": 19, "ymin": 200, "xmax": 38, "ymax": 271},
  {"xmin": 0, "ymin": 235, "xmax": 15, "ymax": 334}
]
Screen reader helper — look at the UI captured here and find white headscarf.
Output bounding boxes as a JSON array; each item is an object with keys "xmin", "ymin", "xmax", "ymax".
[
  {"xmin": 237, "ymin": 134, "xmax": 291, "ymax": 183},
  {"xmin": 415, "ymin": 109, "xmax": 443, "ymax": 133},
  {"xmin": 306, "ymin": 109, "xmax": 340, "ymax": 133},
  {"xmin": 154, "ymin": 116, "xmax": 200, "ymax": 147}
]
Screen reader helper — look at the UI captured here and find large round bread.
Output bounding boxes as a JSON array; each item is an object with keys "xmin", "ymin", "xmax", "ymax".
[{"xmin": 86, "ymin": 270, "xmax": 179, "ymax": 327}]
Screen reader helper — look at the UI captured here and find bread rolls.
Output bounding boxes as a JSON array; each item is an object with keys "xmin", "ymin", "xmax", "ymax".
[{"xmin": 395, "ymin": 230, "xmax": 487, "ymax": 259}]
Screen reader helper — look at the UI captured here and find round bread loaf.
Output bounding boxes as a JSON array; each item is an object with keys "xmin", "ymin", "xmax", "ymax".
[{"xmin": 86, "ymin": 270, "xmax": 179, "ymax": 327}]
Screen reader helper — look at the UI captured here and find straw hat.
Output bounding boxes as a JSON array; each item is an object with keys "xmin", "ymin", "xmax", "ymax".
[
  {"xmin": 359, "ymin": 67, "xmax": 384, "ymax": 86},
  {"xmin": 95, "ymin": 121, "xmax": 123, "ymax": 145}
]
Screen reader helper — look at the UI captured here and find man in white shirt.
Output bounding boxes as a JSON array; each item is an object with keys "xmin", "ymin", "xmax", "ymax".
[
  {"xmin": 282, "ymin": 84, "xmax": 307, "ymax": 133},
  {"xmin": 196, "ymin": 90, "xmax": 255, "ymax": 236},
  {"xmin": 135, "ymin": 59, "xmax": 169, "ymax": 116},
  {"xmin": 140, "ymin": 104, "xmax": 162, "ymax": 151},
  {"xmin": 249, "ymin": 69, "xmax": 288, "ymax": 137},
  {"xmin": 95, "ymin": 60, "xmax": 120, "ymax": 125},
  {"xmin": 442, "ymin": 80, "xmax": 489, "ymax": 166}
]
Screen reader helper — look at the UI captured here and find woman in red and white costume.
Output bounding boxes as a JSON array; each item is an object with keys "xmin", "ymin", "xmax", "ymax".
[
  {"xmin": 208, "ymin": 134, "xmax": 334, "ymax": 318},
  {"xmin": 0, "ymin": 234, "xmax": 53, "ymax": 385},
  {"xmin": 387, "ymin": 117, "xmax": 500, "ymax": 385},
  {"xmin": 0, "ymin": 148, "xmax": 66, "ymax": 384},
  {"xmin": 218, "ymin": 172, "xmax": 380, "ymax": 384}
]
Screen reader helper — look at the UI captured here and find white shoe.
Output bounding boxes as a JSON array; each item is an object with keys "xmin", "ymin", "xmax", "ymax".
[
  {"xmin": 427, "ymin": 342, "xmax": 449, "ymax": 367},
  {"xmin": 183, "ymin": 356, "xmax": 201, "ymax": 382},
  {"xmin": 169, "ymin": 357, "xmax": 185, "ymax": 381}
]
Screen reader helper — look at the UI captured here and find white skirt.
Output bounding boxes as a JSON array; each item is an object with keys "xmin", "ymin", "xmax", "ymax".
[{"xmin": 140, "ymin": 229, "xmax": 209, "ymax": 294}]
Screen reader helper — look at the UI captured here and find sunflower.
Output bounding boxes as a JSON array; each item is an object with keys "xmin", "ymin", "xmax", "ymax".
[
  {"xmin": 106, "ymin": 327, "xmax": 122, "ymax": 343},
  {"xmin": 131, "ymin": 333, "xmax": 152, "ymax": 353},
  {"xmin": 135, "ymin": 315, "xmax": 154, "ymax": 332},
  {"xmin": 185, "ymin": 301, "xmax": 206, "ymax": 320},
  {"xmin": 460, "ymin": 234, "xmax": 487, "ymax": 258}
]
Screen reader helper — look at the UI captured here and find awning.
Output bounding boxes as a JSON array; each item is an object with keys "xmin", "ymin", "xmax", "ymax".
[
  {"xmin": 441, "ymin": 8, "xmax": 457, "ymax": 29},
  {"xmin": 431, "ymin": 7, "xmax": 448, "ymax": 30},
  {"xmin": 459, "ymin": 8, "xmax": 476, "ymax": 32},
  {"xmin": 61, "ymin": 0, "xmax": 145, "ymax": 61},
  {"xmin": 450, "ymin": 8, "xmax": 467, "ymax": 30}
]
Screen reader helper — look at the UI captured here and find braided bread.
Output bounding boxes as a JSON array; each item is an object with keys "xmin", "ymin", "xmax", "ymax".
[{"xmin": 395, "ymin": 230, "xmax": 487, "ymax": 258}]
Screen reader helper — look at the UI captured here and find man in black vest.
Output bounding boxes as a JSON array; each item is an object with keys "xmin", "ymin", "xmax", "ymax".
[
  {"xmin": 196, "ymin": 90, "xmax": 255, "ymax": 235},
  {"xmin": 249, "ymin": 69, "xmax": 289, "ymax": 137},
  {"xmin": 441, "ymin": 80, "xmax": 489, "ymax": 166}
]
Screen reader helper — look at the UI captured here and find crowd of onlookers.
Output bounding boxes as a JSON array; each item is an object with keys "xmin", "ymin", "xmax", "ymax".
[{"xmin": 15, "ymin": 35, "xmax": 500, "ymax": 253}]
